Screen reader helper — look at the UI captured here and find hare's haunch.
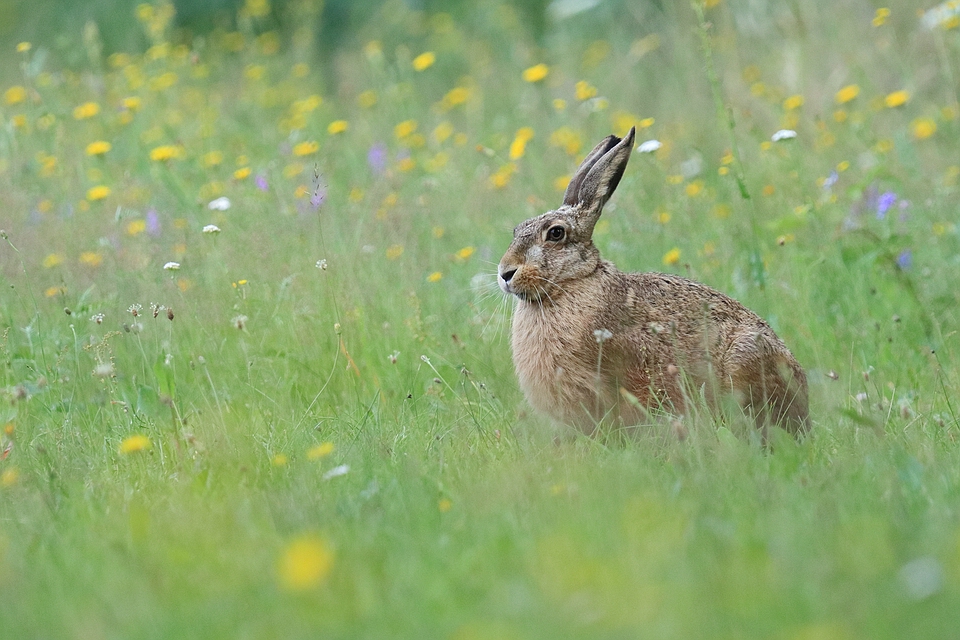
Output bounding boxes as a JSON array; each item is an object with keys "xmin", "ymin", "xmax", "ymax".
[{"xmin": 498, "ymin": 127, "xmax": 809, "ymax": 437}]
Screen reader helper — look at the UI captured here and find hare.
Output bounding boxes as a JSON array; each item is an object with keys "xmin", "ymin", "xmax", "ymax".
[{"xmin": 498, "ymin": 127, "xmax": 809, "ymax": 438}]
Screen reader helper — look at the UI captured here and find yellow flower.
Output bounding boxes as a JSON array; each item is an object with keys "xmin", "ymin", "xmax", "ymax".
[
  {"xmin": 884, "ymin": 90, "xmax": 910, "ymax": 108},
  {"xmin": 87, "ymin": 185, "xmax": 111, "ymax": 201},
  {"xmin": 762, "ymin": 184, "xmax": 776, "ymax": 196},
  {"xmin": 433, "ymin": 121, "xmax": 454, "ymax": 143},
  {"xmin": 277, "ymin": 535, "xmax": 333, "ymax": 591},
  {"xmin": 291, "ymin": 62, "xmax": 309, "ymax": 77},
  {"xmin": 292, "ymin": 95, "xmax": 322, "ymax": 114},
  {"xmin": 243, "ymin": 0, "xmax": 271, "ymax": 19},
  {"xmin": 639, "ymin": 117, "xmax": 655, "ymax": 128},
  {"xmin": 85, "ymin": 140, "xmax": 112, "ymax": 156},
  {"xmin": 427, "ymin": 271, "xmax": 443, "ymax": 283},
  {"xmin": 16, "ymin": 41, "xmax": 31, "ymax": 53},
  {"xmin": 79, "ymin": 251, "xmax": 103, "ymax": 267},
  {"xmin": 438, "ymin": 498, "xmax": 452, "ymax": 513},
  {"xmin": 356, "ymin": 90, "xmax": 377, "ymax": 108},
  {"xmin": 657, "ymin": 210, "xmax": 671, "ymax": 224},
  {"xmin": 307, "ymin": 442, "xmax": 335, "ymax": 460},
  {"xmin": 203, "ymin": 151, "xmax": 224, "ymax": 166},
  {"xmin": 412, "ymin": 51, "xmax": 436, "ymax": 71},
  {"xmin": 522, "ymin": 63, "xmax": 549, "ymax": 83},
  {"xmin": 685, "ymin": 180, "xmax": 704, "ymax": 197},
  {"xmin": 1, "ymin": 468, "xmax": 17, "ymax": 487},
  {"xmin": 42, "ymin": 253, "xmax": 63, "ymax": 268},
  {"xmin": 575, "ymin": 80, "xmax": 597, "ymax": 101},
  {"xmin": 150, "ymin": 145, "xmax": 183, "ymax": 161},
  {"xmin": 553, "ymin": 98, "xmax": 566, "ymax": 112},
  {"xmin": 455, "ymin": 246, "xmax": 475, "ymax": 261},
  {"xmin": 272, "ymin": 454, "xmax": 288, "ymax": 466},
  {"xmin": 119, "ymin": 435, "xmax": 151, "ymax": 454},
  {"xmin": 662, "ymin": 247, "xmax": 681, "ymax": 266},
  {"xmin": 283, "ymin": 163, "xmax": 304, "ymax": 178},
  {"xmin": 911, "ymin": 117, "xmax": 937, "ymax": 140},
  {"xmin": 127, "ymin": 220, "xmax": 146, "ymax": 236},
  {"xmin": 782, "ymin": 94, "xmax": 804, "ymax": 110},
  {"xmin": 442, "ymin": 86, "xmax": 470, "ymax": 108},
  {"xmin": 509, "ymin": 127, "xmax": 535, "ymax": 160},
  {"xmin": 836, "ymin": 160, "xmax": 850, "ymax": 172},
  {"xmin": 489, "ymin": 163, "xmax": 516, "ymax": 189},
  {"xmin": 292, "ymin": 141, "xmax": 319, "ymax": 156},
  {"xmin": 386, "ymin": 244, "xmax": 404, "ymax": 260},
  {"xmin": 73, "ymin": 101, "xmax": 100, "ymax": 120},
  {"xmin": 834, "ymin": 109, "xmax": 848, "ymax": 123},
  {"xmin": 234, "ymin": 167, "xmax": 251, "ymax": 180},
  {"xmin": 122, "ymin": 96, "xmax": 142, "ymax": 111},
  {"xmin": 553, "ymin": 175, "xmax": 570, "ymax": 192},
  {"xmin": 327, "ymin": 120, "xmax": 349, "ymax": 134},
  {"xmin": 4, "ymin": 85, "xmax": 26, "ymax": 105},
  {"xmin": 872, "ymin": 7, "xmax": 890, "ymax": 27},
  {"xmin": 44, "ymin": 286, "xmax": 65, "ymax": 297},
  {"xmin": 549, "ymin": 126, "xmax": 582, "ymax": 156},
  {"xmin": 394, "ymin": 120, "xmax": 418, "ymax": 139},
  {"xmin": 835, "ymin": 84, "xmax": 860, "ymax": 104}
]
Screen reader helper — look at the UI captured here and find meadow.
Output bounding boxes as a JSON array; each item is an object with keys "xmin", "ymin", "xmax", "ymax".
[{"xmin": 2, "ymin": 0, "xmax": 960, "ymax": 637}]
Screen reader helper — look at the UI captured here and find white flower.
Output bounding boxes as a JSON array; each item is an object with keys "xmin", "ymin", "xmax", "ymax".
[
  {"xmin": 636, "ymin": 139, "xmax": 662, "ymax": 154},
  {"xmin": 322, "ymin": 464, "xmax": 350, "ymax": 480},
  {"xmin": 593, "ymin": 328, "xmax": 613, "ymax": 343},
  {"xmin": 93, "ymin": 362, "xmax": 115, "ymax": 377},
  {"xmin": 163, "ymin": 261, "xmax": 180, "ymax": 271},
  {"xmin": 771, "ymin": 129, "xmax": 797, "ymax": 142},
  {"xmin": 315, "ymin": 259, "xmax": 327, "ymax": 270},
  {"xmin": 202, "ymin": 224, "xmax": 221, "ymax": 234},
  {"xmin": 90, "ymin": 312, "xmax": 105, "ymax": 324},
  {"xmin": 207, "ymin": 197, "xmax": 231, "ymax": 211}
]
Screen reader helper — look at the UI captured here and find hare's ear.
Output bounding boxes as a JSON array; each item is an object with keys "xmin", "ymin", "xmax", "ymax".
[
  {"xmin": 562, "ymin": 134, "xmax": 621, "ymax": 207},
  {"xmin": 569, "ymin": 127, "xmax": 635, "ymax": 233}
]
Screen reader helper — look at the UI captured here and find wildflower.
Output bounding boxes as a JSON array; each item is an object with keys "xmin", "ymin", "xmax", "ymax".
[
  {"xmin": 593, "ymin": 328, "xmax": 613, "ymax": 343},
  {"xmin": 386, "ymin": 244, "xmax": 404, "ymax": 260},
  {"xmin": 367, "ymin": 143, "xmax": 387, "ymax": 174},
  {"xmin": 127, "ymin": 220, "xmax": 146, "ymax": 236},
  {"xmin": 277, "ymin": 535, "xmax": 333, "ymax": 591},
  {"xmin": 73, "ymin": 102, "xmax": 100, "ymax": 119},
  {"xmin": 4, "ymin": 86, "xmax": 26, "ymax": 105},
  {"xmin": 771, "ymin": 129, "xmax": 797, "ymax": 142},
  {"xmin": 202, "ymin": 224, "xmax": 221, "ymax": 234},
  {"xmin": 42, "ymin": 254, "xmax": 63, "ymax": 268},
  {"xmin": 388, "ymin": 351, "xmax": 399, "ymax": 364},
  {"xmin": 522, "ymin": 63, "xmax": 549, "ymax": 83},
  {"xmin": 327, "ymin": 120, "xmax": 349, "ymax": 134},
  {"xmin": 553, "ymin": 98, "xmax": 566, "ymax": 111},
  {"xmin": 357, "ymin": 90, "xmax": 377, "ymax": 108},
  {"xmin": 884, "ymin": 90, "xmax": 910, "ymax": 108},
  {"xmin": 323, "ymin": 464, "xmax": 350, "ymax": 480},
  {"xmin": 877, "ymin": 192, "xmax": 896, "ymax": 219},
  {"xmin": 896, "ymin": 250, "xmax": 912, "ymax": 270},
  {"xmin": 549, "ymin": 126, "xmax": 582, "ymax": 156},
  {"xmin": 91, "ymin": 312, "xmax": 105, "ymax": 324},
  {"xmin": 119, "ymin": 435, "xmax": 151, "ymax": 453},
  {"xmin": 272, "ymin": 454, "xmax": 288, "ymax": 466},
  {"xmin": 203, "ymin": 151, "xmax": 223, "ymax": 166},
  {"xmin": 94, "ymin": 361, "xmax": 115, "ymax": 377},
  {"xmin": 87, "ymin": 185, "xmax": 111, "ymax": 201},
  {"xmin": 1, "ymin": 468, "xmax": 17, "ymax": 487},
  {"xmin": 85, "ymin": 141, "xmax": 111, "ymax": 156},
  {"xmin": 455, "ymin": 246, "xmax": 475, "ymax": 261},
  {"xmin": 316, "ymin": 259, "xmax": 328, "ymax": 270},
  {"xmin": 509, "ymin": 127, "xmax": 535, "ymax": 160},
  {"xmin": 307, "ymin": 442, "xmax": 335, "ymax": 459},
  {"xmin": 911, "ymin": 118, "xmax": 937, "ymax": 140},
  {"xmin": 873, "ymin": 7, "xmax": 890, "ymax": 27},
  {"xmin": 835, "ymin": 84, "xmax": 860, "ymax": 104},
  {"xmin": 394, "ymin": 120, "xmax": 418, "ymax": 139},
  {"xmin": 575, "ymin": 80, "xmax": 597, "ymax": 101},
  {"xmin": 234, "ymin": 167, "xmax": 251, "ymax": 180},
  {"xmin": 441, "ymin": 87, "xmax": 470, "ymax": 108},
  {"xmin": 208, "ymin": 197, "xmax": 231, "ymax": 211},
  {"xmin": 16, "ymin": 41, "xmax": 30, "ymax": 53},
  {"xmin": 255, "ymin": 173, "xmax": 269, "ymax": 191},
  {"xmin": 685, "ymin": 181, "xmax": 704, "ymax": 197},
  {"xmin": 662, "ymin": 247, "xmax": 681, "ymax": 266},
  {"xmin": 782, "ymin": 94, "xmax": 804, "ymax": 110},
  {"xmin": 427, "ymin": 271, "xmax": 443, "ymax": 282},
  {"xmin": 163, "ymin": 261, "xmax": 180, "ymax": 271},
  {"xmin": 637, "ymin": 139, "xmax": 662, "ymax": 153},
  {"xmin": 232, "ymin": 315, "xmax": 248, "ymax": 330},
  {"xmin": 80, "ymin": 251, "xmax": 103, "ymax": 267},
  {"xmin": 412, "ymin": 51, "xmax": 435, "ymax": 71},
  {"xmin": 292, "ymin": 141, "xmax": 319, "ymax": 156},
  {"xmin": 150, "ymin": 145, "xmax": 183, "ymax": 161},
  {"xmin": 438, "ymin": 498, "xmax": 452, "ymax": 513},
  {"xmin": 128, "ymin": 304, "xmax": 142, "ymax": 317}
]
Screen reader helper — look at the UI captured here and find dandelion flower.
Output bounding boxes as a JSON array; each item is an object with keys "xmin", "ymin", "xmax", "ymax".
[
  {"xmin": 885, "ymin": 90, "xmax": 910, "ymax": 108},
  {"xmin": 86, "ymin": 185, "xmax": 111, "ymax": 201},
  {"xmin": 771, "ymin": 129, "xmax": 797, "ymax": 142},
  {"xmin": 73, "ymin": 102, "xmax": 100, "ymax": 119},
  {"xmin": 873, "ymin": 7, "xmax": 890, "ymax": 27},
  {"xmin": 42, "ymin": 253, "xmax": 63, "ymax": 268},
  {"xmin": 86, "ymin": 140, "xmax": 112, "ymax": 156},
  {"xmin": 4, "ymin": 85, "xmax": 26, "ymax": 105},
  {"xmin": 637, "ymin": 139, "xmax": 662, "ymax": 153},
  {"xmin": 292, "ymin": 141, "xmax": 319, "ymax": 156},
  {"xmin": 307, "ymin": 442, "xmax": 335, "ymax": 460},
  {"xmin": 394, "ymin": 120, "xmax": 418, "ymax": 139},
  {"xmin": 149, "ymin": 145, "xmax": 183, "ymax": 161},
  {"xmin": 427, "ymin": 271, "xmax": 443, "ymax": 282},
  {"xmin": 80, "ymin": 252, "xmax": 103, "ymax": 267},
  {"xmin": 234, "ymin": 167, "xmax": 251, "ymax": 180},
  {"xmin": 277, "ymin": 535, "xmax": 333, "ymax": 591},
  {"xmin": 16, "ymin": 41, "xmax": 31, "ymax": 53},
  {"xmin": 835, "ymin": 84, "xmax": 860, "ymax": 104},
  {"xmin": 119, "ymin": 434, "xmax": 151, "ymax": 454},
  {"xmin": 327, "ymin": 120, "xmax": 349, "ymax": 134},
  {"xmin": 412, "ymin": 51, "xmax": 435, "ymax": 71},
  {"xmin": 575, "ymin": 80, "xmax": 597, "ymax": 101},
  {"xmin": 208, "ymin": 196, "xmax": 231, "ymax": 211},
  {"xmin": 163, "ymin": 261, "xmax": 180, "ymax": 271},
  {"xmin": 386, "ymin": 244, "xmax": 404, "ymax": 260},
  {"xmin": 782, "ymin": 94, "xmax": 804, "ymax": 110},
  {"xmin": 455, "ymin": 246, "xmax": 475, "ymax": 260},
  {"xmin": 662, "ymin": 247, "xmax": 681, "ymax": 266},
  {"xmin": 522, "ymin": 63, "xmax": 549, "ymax": 83},
  {"xmin": 911, "ymin": 118, "xmax": 937, "ymax": 140},
  {"xmin": 202, "ymin": 224, "xmax": 221, "ymax": 234}
]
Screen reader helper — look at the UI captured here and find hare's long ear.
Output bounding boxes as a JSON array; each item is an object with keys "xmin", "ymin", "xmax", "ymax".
[
  {"xmin": 569, "ymin": 127, "xmax": 635, "ymax": 235},
  {"xmin": 562, "ymin": 134, "xmax": 621, "ymax": 207}
]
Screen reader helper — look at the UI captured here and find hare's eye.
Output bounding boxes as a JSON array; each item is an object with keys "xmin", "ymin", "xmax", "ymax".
[{"xmin": 546, "ymin": 226, "xmax": 565, "ymax": 242}]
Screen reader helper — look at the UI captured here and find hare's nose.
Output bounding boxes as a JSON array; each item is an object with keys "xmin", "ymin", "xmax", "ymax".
[{"xmin": 500, "ymin": 268, "xmax": 517, "ymax": 282}]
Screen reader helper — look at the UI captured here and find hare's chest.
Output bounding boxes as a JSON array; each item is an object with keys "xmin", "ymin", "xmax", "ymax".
[{"xmin": 510, "ymin": 305, "xmax": 597, "ymax": 421}]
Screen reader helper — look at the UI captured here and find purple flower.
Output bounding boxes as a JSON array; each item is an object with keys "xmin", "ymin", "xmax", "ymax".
[
  {"xmin": 311, "ymin": 186, "xmax": 327, "ymax": 210},
  {"xmin": 367, "ymin": 143, "xmax": 387, "ymax": 175},
  {"xmin": 896, "ymin": 249, "xmax": 912, "ymax": 270},
  {"xmin": 255, "ymin": 173, "xmax": 269, "ymax": 191},
  {"xmin": 146, "ymin": 208, "xmax": 161, "ymax": 237},
  {"xmin": 877, "ymin": 191, "xmax": 896, "ymax": 219}
]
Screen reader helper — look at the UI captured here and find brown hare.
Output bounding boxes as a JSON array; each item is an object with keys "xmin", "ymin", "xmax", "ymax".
[{"xmin": 498, "ymin": 127, "xmax": 809, "ymax": 438}]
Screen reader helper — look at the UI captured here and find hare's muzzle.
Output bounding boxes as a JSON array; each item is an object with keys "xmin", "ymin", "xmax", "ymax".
[{"xmin": 498, "ymin": 267, "xmax": 517, "ymax": 295}]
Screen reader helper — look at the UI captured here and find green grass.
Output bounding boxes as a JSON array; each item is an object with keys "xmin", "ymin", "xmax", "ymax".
[{"xmin": 2, "ymin": 0, "xmax": 960, "ymax": 637}]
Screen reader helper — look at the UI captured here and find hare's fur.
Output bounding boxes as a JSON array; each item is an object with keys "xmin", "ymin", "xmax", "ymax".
[{"xmin": 498, "ymin": 127, "xmax": 809, "ymax": 436}]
